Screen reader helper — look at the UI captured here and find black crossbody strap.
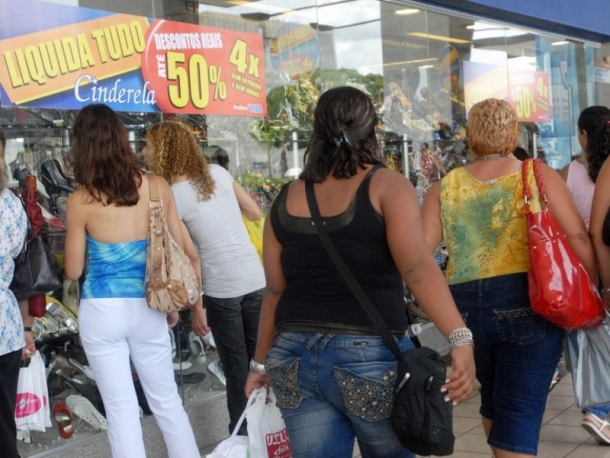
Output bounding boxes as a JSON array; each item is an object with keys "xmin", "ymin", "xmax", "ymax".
[{"xmin": 305, "ymin": 180, "xmax": 404, "ymax": 365}]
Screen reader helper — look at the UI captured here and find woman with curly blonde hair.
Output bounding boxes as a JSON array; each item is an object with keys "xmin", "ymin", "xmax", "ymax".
[
  {"xmin": 143, "ymin": 121, "xmax": 264, "ymax": 437},
  {"xmin": 422, "ymin": 98, "xmax": 596, "ymax": 458}
]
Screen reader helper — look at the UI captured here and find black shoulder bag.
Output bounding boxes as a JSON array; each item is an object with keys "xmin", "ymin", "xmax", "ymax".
[
  {"xmin": 305, "ymin": 180, "xmax": 454, "ymax": 456},
  {"xmin": 10, "ymin": 206, "xmax": 62, "ymax": 302}
]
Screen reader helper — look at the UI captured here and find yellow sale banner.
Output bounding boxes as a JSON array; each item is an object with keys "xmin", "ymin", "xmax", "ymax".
[{"xmin": 0, "ymin": 1, "xmax": 267, "ymax": 115}]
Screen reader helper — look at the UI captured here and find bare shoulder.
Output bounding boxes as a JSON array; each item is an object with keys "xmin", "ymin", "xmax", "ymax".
[
  {"xmin": 371, "ymin": 167, "xmax": 411, "ymax": 187},
  {"xmin": 370, "ymin": 167, "xmax": 414, "ymax": 197},
  {"xmin": 538, "ymin": 161, "xmax": 564, "ymax": 185},
  {"xmin": 370, "ymin": 167, "xmax": 418, "ymax": 214},
  {"xmin": 67, "ymin": 189, "xmax": 90, "ymax": 207},
  {"xmin": 145, "ymin": 173, "xmax": 172, "ymax": 199}
]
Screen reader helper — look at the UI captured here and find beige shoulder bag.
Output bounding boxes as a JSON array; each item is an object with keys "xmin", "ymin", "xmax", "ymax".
[{"xmin": 145, "ymin": 175, "xmax": 201, "ymax": 312}]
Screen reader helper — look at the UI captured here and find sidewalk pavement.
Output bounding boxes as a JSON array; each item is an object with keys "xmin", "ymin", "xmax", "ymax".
[{"xmin": 202, "ymin": 375, "xmax": 610, "ymax": 458}]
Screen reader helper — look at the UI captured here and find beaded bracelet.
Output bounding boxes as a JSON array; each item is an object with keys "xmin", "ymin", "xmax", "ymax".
[{"xmin": 448, "ymin": 327, "xmax": 474, "ymax": 350}]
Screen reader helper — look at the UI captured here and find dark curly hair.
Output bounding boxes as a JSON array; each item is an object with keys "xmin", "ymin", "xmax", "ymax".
[
  {"xmin": 146, "ymin": 121, "xmax": 215, "ymax": 201},
  {"xmin": 578, "ymin": 105, "xmax": 610, "ymax": 183},
  {"xmin": 300, "ymin": 86, "xmax": 383, "ymax": 182},
  {"xmin": 72, "ymin": 104, "xmax": 142, "ymax": 206}
]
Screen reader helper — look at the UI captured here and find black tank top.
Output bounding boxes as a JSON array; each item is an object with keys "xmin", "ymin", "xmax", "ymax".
[{"xmin": 270, "ymin": 165, "xmax": 408, "ymax": 335}]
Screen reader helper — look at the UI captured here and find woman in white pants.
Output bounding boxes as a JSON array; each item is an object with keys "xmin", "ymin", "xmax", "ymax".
[{"xmin": 64, "ymin": 104, "xmax": 201, "ymax": 458}]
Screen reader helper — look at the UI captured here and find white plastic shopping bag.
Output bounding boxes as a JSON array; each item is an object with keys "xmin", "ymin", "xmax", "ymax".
[
  {"xmin": 247, "ymin": 387, "xmax": 292, "ymax": 458},
  {"xmin": 15, "ymin": 352, "xmax": 51, "ymax": 432},
  {"xmin": 206, "ymin": 391, "xmax": 253, "ymax": 458},
  {"xmin": 206, "ymin": 435, "xmax": 249, "ymax": 458}
]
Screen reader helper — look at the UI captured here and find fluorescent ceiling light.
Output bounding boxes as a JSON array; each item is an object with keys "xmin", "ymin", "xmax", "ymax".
[
  {"xmin": 396, "ymin": 8, "xmax": 420, "ymax": 15},
  {"xmin": 408, "ymin": 32, "xmax": 471, "ymax": 44},
  {"xmin": 466, "ymin": 21, "xmax": 502, "ymax": 31},
  {"xmin": 419, "ymin": 64, "xmax": 434, "ymax": 69},
  {"xmin": 381, "ymin": 57, "xmax": 436, "ymax": 68},
  {"xmin": 225, "ymin": 0, "xmax": 289, "ymax": 14},
  {"xmin": 473, "ymin": 29, "xmax": 529, "ymax": 40},
  {"xmin": 552, "ymin": 40, "xmax": 569, "ymax": 46},
  {"xmin": 467, "ymin": 21, "xmax": 529, "ymax": 40}
]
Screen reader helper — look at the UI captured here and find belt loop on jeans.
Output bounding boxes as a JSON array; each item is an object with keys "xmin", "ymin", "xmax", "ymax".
[
  {"xmin": 306, "ymin": 333, "xmax": 324, "ymax": 350},
  {"xmin": 318, "ymin": 334, "xmax": 335, "ymax": 351}
]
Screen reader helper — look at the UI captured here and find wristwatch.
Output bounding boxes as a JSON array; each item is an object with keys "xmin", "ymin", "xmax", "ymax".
[{"xmin": 249, "ymin": 359, "xmax": 266, "ymax": 375}]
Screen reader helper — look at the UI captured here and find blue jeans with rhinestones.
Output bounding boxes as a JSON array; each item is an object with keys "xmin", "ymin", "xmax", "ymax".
[{"xmin": 265, "ymin": 332, "xmax": 416, "ymax": 458}]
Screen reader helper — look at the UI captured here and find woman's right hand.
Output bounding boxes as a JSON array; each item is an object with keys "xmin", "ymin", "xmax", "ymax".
[
  {"xmin": 442, "ymin": 344, "xmax": 476, "ymax": 405},
  {"xmin": 245, "ymin": 371, "xmax": 270, "ymax": 398}
]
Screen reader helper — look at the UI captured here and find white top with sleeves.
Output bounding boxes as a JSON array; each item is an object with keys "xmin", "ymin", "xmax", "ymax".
[
  {"xmin": 0, "ymin": 188, "xmax": 28, "ymax": 356},
  {"xmin": 171, "ymin": 164, "xmax": 265, "ymax": 298},
  {"xmin": 565, "ymin": 159, "xmax": 594, "ymax": 229}
]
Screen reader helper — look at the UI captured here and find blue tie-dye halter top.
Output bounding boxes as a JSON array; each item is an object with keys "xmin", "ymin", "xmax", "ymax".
[{"xmin": 81, "ymin": 235, "xmax": 147, "ymax": 299}]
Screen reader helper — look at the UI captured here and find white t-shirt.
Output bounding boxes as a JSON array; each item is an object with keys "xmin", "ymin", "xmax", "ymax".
[{"xmin": 171, "ymin": 165, "xmax": 265, "ymax": 298}]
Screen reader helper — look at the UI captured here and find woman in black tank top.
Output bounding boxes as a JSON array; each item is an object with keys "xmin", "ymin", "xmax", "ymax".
[{"xmin": 245, "ymin": 87, "xmax": 475, "ymax": 458}]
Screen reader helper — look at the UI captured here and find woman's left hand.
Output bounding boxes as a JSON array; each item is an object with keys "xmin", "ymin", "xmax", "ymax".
[
  {"xmin": 167, "ymin": 311, "xmax": 180, "ymax": 328},
  {"xmin": 442, "ymin": 344, "xmax": 475, "ymax": 405},
  {"xmin": 245, "ymin": 370, "xmax": 270, "ymax": 398}
]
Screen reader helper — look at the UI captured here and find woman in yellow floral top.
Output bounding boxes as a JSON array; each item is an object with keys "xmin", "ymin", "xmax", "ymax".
[{"xmin": 422, "ymin": 98, "xmax": 596, "ymax": 458}]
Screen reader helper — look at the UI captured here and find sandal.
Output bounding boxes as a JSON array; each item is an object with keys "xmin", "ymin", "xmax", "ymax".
[
  {"xmin": 47, "ymin": 298, "xmax": 78, "ymax": 333},
  {"xmin": 175, "ymin": 371, "xmax": 206, "ymax": 386},
  {"xmin": 69, "ymin": 358, "xmax": 96, "ymax": 381},
  {"xmin": 53, "ymin": 402, "xmax": 74, "ymax": 439},
  {"xmin": 207, "ymin": 360, "xmax": 226, "ymax": 386},
  {"xmin": 189, "ymin": 331, "xmax": 207, "ymax": 365},
  {"xmin": 200, "ymin": 331, "xmax": 217, "ymax": 350},
  {"xmin": 549, "ymin": 367, "xmax": 561, "ymax": 392},
  {"xmin": 582, "ymin": 413, "xmax": 610, "ymax": 445},
  {"xmin": 66, "ymin": 394, "xmax": 108, "ymax": 431}
]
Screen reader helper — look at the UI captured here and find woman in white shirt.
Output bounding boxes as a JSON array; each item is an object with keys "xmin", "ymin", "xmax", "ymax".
[{"xmin": 143, "ymin": 121, "xmax": 264, "ymax": 436}]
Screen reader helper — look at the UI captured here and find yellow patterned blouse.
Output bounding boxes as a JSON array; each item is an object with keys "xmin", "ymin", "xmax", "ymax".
[{"xmin": 440, "ymin": 163, "xmax": 538, "ymax": 285}]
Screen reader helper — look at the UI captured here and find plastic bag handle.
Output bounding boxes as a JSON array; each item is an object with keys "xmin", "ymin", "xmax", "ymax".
[{"xmin": 230, "ymin": 387, "xmax": 265, "ymax": 439}]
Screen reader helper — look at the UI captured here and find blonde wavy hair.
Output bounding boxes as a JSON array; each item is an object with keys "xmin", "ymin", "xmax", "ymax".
[
  {"xmin": 146, "ymin": 121, "xmax": 215, "ymax": 201},
  {"xmin": 467, "ymin": 98, "xmax": 518, "ymax": 158}
]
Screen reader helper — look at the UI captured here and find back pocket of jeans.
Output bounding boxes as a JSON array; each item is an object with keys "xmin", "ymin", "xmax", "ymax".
[
  {"xmin": 266, "ymin": 350, "xmax": 303, "ymax": 409},
  {"xmin": 493, "ymin": 307, "xmax": 546, "ymax": 345},
  {"xmin": 333, "ymin": 363, "xmax": 396, "ymax": 422}
]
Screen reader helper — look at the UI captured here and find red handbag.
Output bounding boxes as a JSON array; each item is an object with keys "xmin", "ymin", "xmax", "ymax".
[{"xmin": 522, "ymin": 158, "xmax": 604, "ymax": 330}]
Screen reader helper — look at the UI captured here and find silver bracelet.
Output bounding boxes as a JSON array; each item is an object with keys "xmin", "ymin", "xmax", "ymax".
[
  {"xmin": 249, "ymin": 359, "xmax": 266, "ymax": 375},
  {"xmin": 448, "ymin": 327, "xmax": 474, "ymax": 350}
]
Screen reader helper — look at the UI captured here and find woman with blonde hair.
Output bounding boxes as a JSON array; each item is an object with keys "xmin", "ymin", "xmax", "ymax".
[
  {"xmin": 64, "ymin": 104, "xmax": 200, "ymax": 458},
  {"xmin": 143, "ymin": 121, "xmax": 264, "ymax": 436},
  {"xmin": 422, "ymin": 98, "xmax": 596, "ymax": 458}
]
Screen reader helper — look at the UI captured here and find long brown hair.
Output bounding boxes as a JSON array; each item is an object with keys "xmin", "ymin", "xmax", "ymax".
[
  {"xmin": 72, "ymin": 104, "xmax": 142, "ymax": 205},
  {"xmin": 146, "ymin": 121, "xmax": 215, "ymax": 201}
]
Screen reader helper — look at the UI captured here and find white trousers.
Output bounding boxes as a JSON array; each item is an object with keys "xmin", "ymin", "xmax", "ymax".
[{"xmin": 79, "ymin": 298, "xmax": 200, "ymax": 458}]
